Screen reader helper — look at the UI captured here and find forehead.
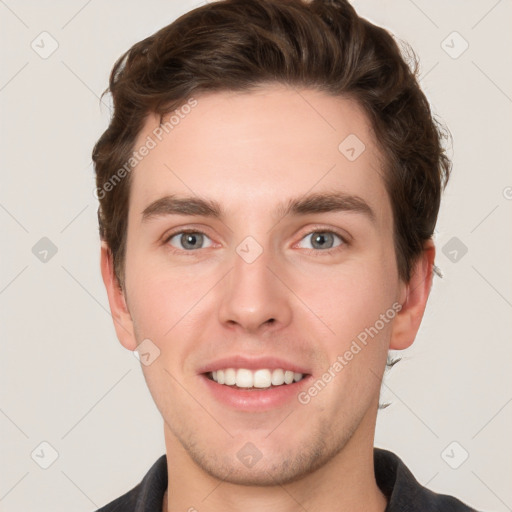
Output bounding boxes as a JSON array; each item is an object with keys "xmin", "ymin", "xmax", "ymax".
[{"xmin": 128, "ymin": 84, "xmax": 391, "ymax": 227}]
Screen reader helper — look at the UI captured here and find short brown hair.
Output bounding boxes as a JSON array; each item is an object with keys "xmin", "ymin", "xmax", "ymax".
[{"xmin": 92, "ymin": 0, "xmax": 451, "ymax": 289}]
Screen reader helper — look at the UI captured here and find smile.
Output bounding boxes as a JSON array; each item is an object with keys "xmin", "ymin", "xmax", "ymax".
[
  {"xmin": 208, "ymin": 368, "xmax": 306, "ymax": 389},
  {"xmin": 201, "ymin": 370, "xmax": 312, "ymax": 411}
]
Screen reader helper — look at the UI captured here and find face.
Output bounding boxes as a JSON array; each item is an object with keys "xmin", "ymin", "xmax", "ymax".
[{"xmin": 103, "ymin": 84, "xmax": 427, "ymax": 486}]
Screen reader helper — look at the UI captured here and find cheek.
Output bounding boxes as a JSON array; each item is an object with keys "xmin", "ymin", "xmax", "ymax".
[
  {"xmin": 124, "ymin": 250, "xmax": 221, "ymax": 348},
  {"xmin": 127, "ymin": 275, "xmax": 188, "ymax": 339},
  {"xmin": 296, "ymin": 250, "xmax": 399, "ymax": 353}
]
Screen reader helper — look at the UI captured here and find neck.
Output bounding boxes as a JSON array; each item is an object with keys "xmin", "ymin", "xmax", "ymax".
[
  {"xmin": 162, "ymin": 452, "xmax": 387, "ymax": 512},
  {"xmin": 161, "ymin": 400, "xmax": 387, "ymax": 512}
]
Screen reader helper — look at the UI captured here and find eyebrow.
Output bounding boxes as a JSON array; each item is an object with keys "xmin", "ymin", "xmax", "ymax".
[{"xmin": 141, "ymin": 192, "xmax": 376, "ymax": 225}]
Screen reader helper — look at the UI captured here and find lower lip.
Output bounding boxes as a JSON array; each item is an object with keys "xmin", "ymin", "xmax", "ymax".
[{"xmin": 199, "ymin": 374, "xmax": 312, "ymax": 412}]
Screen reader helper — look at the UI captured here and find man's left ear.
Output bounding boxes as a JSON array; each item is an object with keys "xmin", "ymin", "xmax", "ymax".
[{"xmin": 389, "ymin": 239, "xmax": 436, "ymax": 350}]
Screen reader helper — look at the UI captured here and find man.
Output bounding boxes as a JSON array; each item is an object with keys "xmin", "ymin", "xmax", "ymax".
[{"xmin": 93, "ymin": 0, "xmax": 478, "ymax": 510}]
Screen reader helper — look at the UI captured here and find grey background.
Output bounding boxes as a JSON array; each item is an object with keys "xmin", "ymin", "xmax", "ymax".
[{"xmin": 0, "ymin": 1, "xmax": 511, "ymax": 510}]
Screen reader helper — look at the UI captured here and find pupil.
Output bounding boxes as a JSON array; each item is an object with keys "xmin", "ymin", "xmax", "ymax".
[
  {"xmin": 182, "ymin": 233, "xmax": 202, "ymax": 249},
  {"xmin": 312, "ymin": 232, "xmax": 333, "ymax": 249}
]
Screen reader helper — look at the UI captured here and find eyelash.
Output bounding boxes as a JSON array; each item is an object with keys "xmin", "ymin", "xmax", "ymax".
[
  {"xmin": 163, "ymin": 227, "xmax": 350, "ymax": 256},
  {"xmin": 296, "ymin": 229, "xmax": 349, "ymax": 255}
]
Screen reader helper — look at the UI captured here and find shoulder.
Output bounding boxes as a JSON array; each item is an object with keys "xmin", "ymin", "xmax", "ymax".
[
  {"xmin": 95, "ymin": 490, "xmax": 138, "ymax": 512},
  {"xmin": 374, "ymin": 447, "xmax": 480, "ymax": 511},
  {"xmin": 94, "ymin": 454, "xmax": 168, "ymax": 512}
]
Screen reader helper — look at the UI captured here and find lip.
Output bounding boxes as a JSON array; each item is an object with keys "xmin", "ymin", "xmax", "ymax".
[
  {"xmin": 199, "ymin": 372, "xmax": 313, "ymax": 411},
  {"xmin": 196, "ymin": 355, "xmax": 311, "ymax": 375}
]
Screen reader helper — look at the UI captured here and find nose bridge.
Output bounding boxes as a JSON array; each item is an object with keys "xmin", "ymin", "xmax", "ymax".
[{"xmin": 217, "ymin": 239, "xmax": 292, "ymax": 332}]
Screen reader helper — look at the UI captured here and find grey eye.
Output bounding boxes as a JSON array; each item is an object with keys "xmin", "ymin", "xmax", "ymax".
[
  {"xmin": 298, "ymin": 231, "xmax": 343, "ymax": 250},
  {"xmin": 168, "ymin": 232, "xmax": 212, "ymax": 250}
]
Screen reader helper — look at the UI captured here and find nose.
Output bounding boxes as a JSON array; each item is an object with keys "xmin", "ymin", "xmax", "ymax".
[{"xmin": 217, "ymin": 245, "xmax": 293, "ymax": 334}]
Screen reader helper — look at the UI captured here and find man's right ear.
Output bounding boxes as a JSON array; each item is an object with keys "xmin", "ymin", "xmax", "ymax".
[{"xmin": 100, "ymin": 241, "xmax": 137, "ymax": 351}]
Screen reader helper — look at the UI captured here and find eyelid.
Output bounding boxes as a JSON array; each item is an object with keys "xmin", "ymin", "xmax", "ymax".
[
  {"xmin": 162, "ymin": 226, "xmax": 217, "ymax": 250},
  {"xmin": 293, "ymin": 225, "xmax": 351, "ymax": 246},
  {"xmin": 162, "ymin": 224, "xmax": 213, "ymax": 240}
]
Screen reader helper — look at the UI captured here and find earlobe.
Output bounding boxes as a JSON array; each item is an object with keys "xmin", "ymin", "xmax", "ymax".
[
  {"xmin": 389, "ymin": 240, "xmax": 436, "ymax": 350},
  {"xmin": 100, "ymin": 242, "xmax": 137, "ymax": 351}
]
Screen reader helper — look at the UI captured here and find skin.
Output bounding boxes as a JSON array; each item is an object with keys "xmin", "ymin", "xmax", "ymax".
[{"xmin": 101, "ymin": 84, "xmax": 435, "ymax": 512}]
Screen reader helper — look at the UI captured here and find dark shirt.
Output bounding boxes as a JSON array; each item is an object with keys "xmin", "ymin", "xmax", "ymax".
[{"xmin": 95, "ymin": 447, "xmax": 479, "ymax": 511}]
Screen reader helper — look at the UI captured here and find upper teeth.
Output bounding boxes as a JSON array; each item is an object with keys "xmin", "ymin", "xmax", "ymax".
[{"xmin": 211, "ymin": 368, "xmax": 304, "ymax": 388}]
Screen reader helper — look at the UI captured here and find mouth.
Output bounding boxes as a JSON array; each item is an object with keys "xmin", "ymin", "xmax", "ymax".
[
  {"xmin": 204, "ymin": 368, "xmax": 308, "ymax": 390},
  {"xmin": 199, "ymin": 367, "xmax": 312, "ymax": 411}
]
